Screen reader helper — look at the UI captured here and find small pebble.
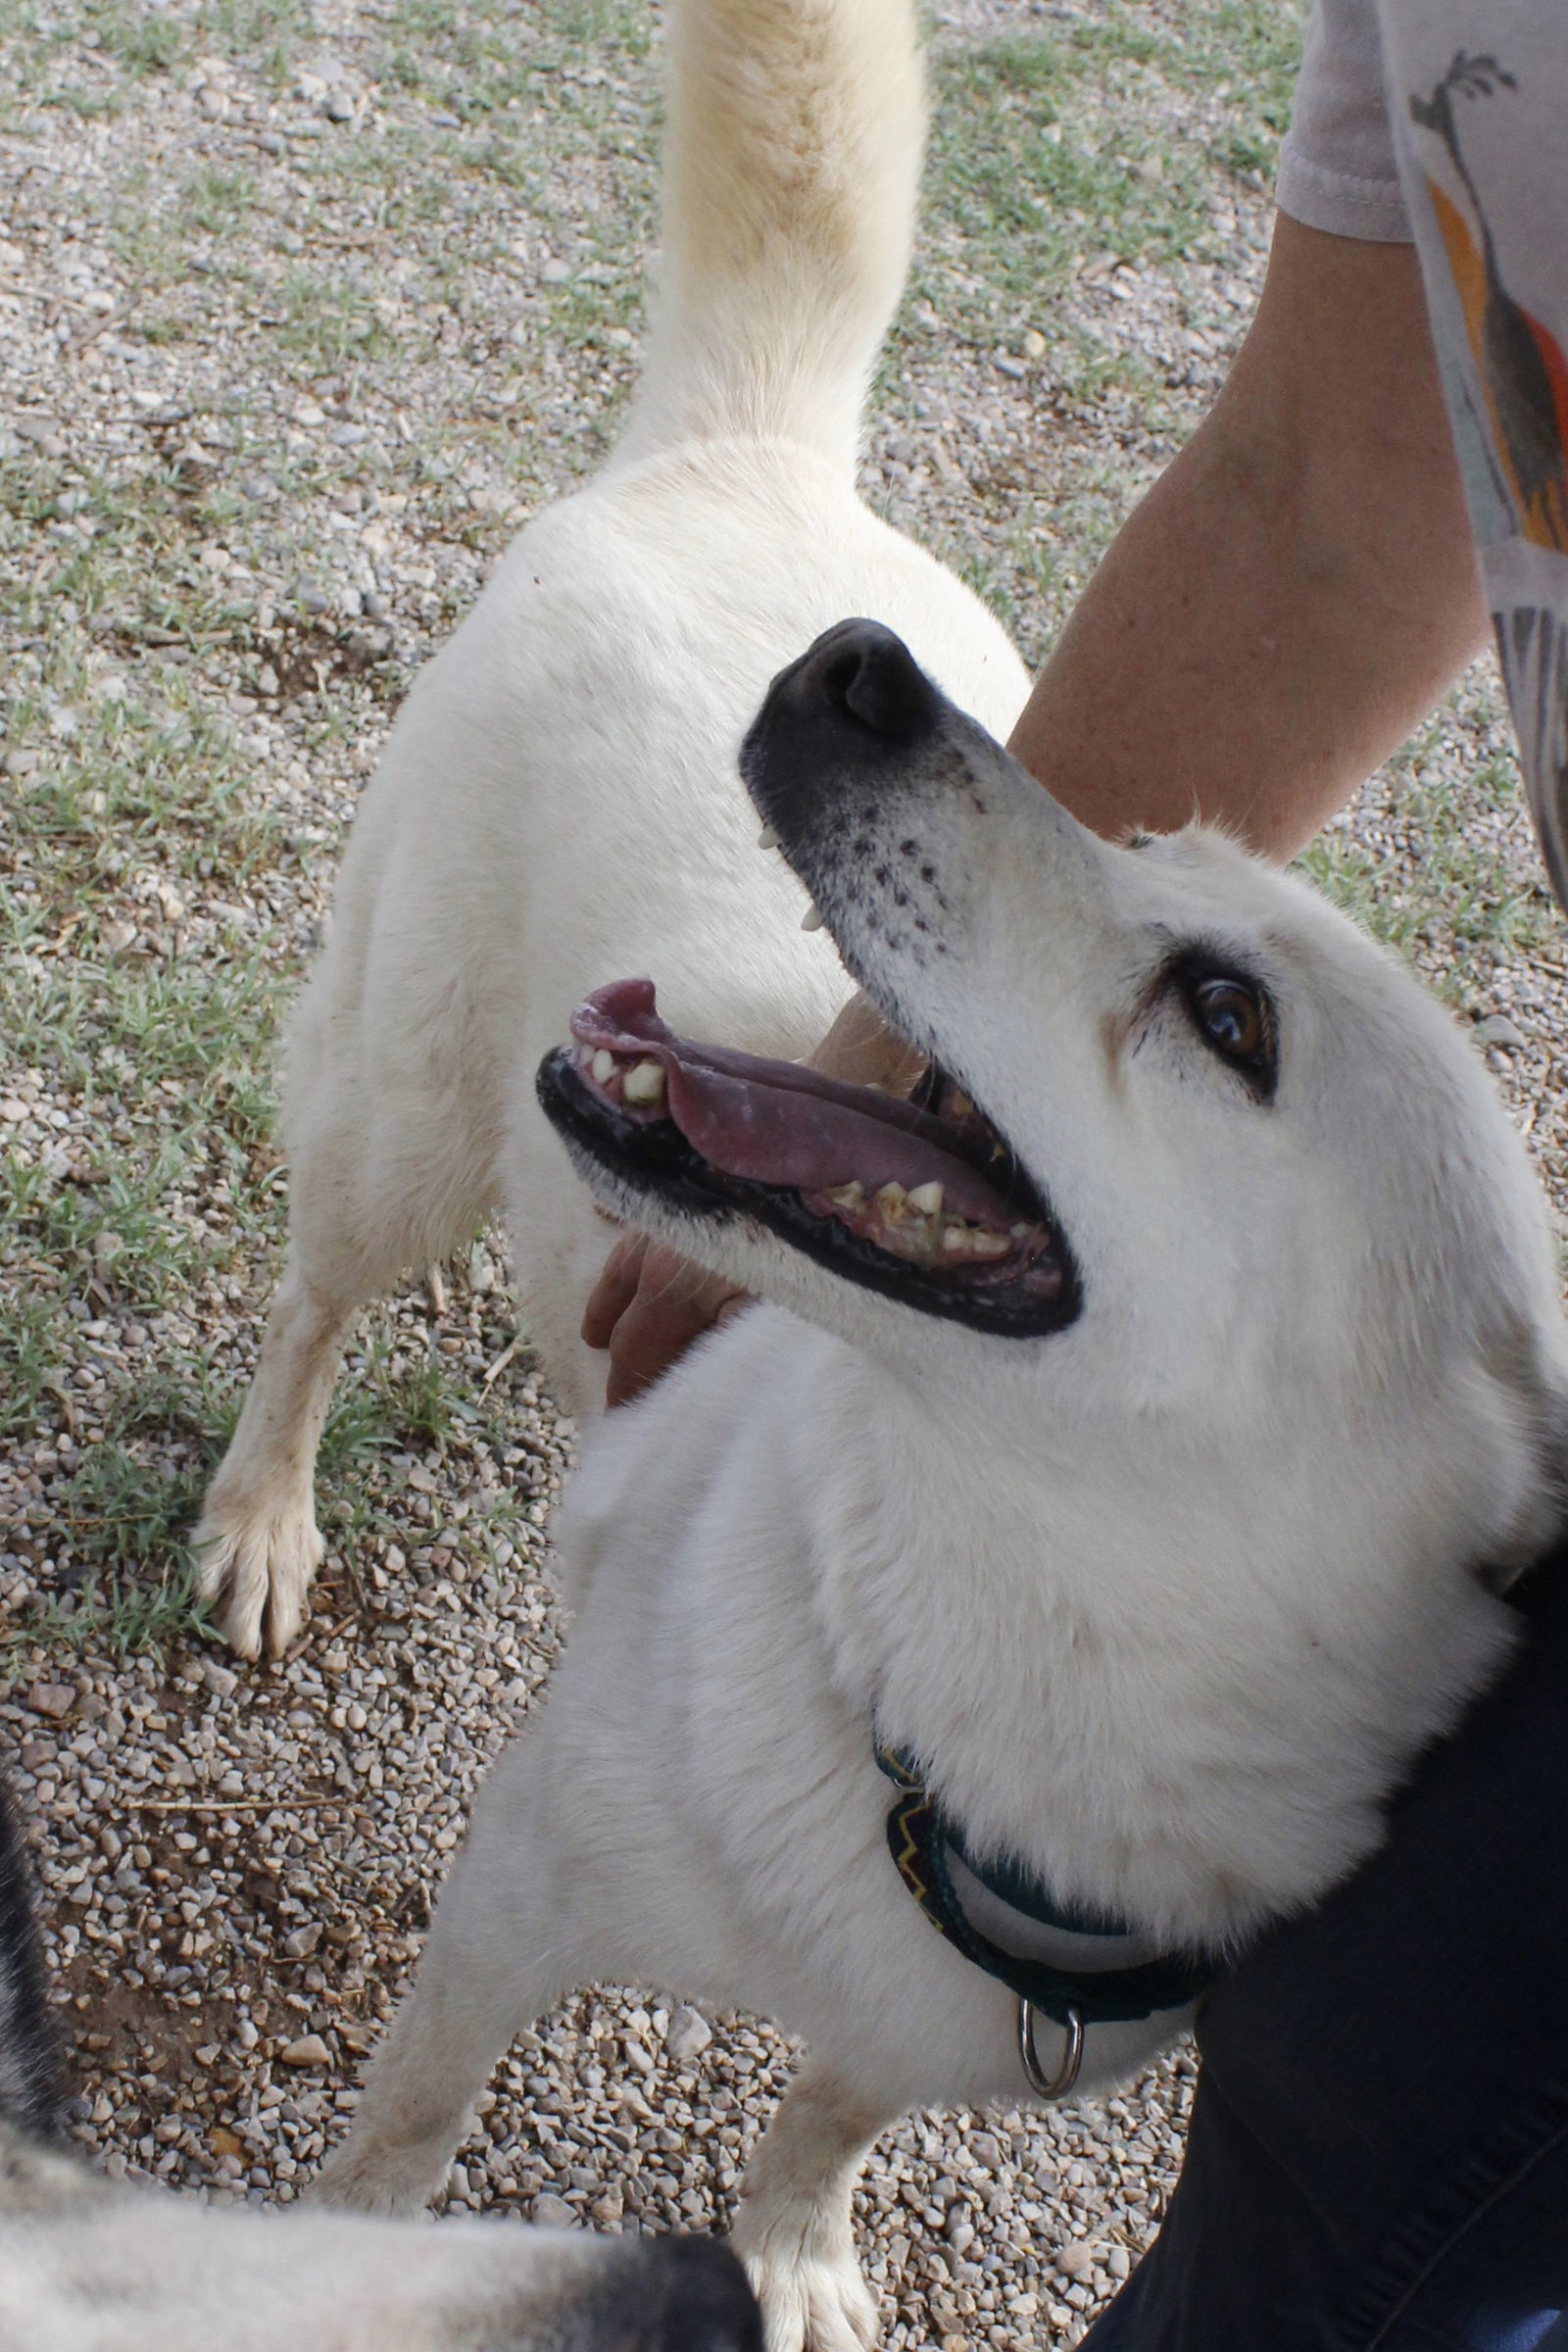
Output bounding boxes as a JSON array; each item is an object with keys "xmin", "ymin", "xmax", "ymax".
[
  {"xmin": 279, "ymin": 2036, "xmax": 331, "ymax": 2068},
  {"xmin": 664, "ymin": 2005, "xmax": 712, "ymax": 2064}
]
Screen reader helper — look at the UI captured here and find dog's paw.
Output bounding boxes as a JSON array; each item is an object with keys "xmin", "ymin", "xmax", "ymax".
[
  {"xmin": 310, "ymin": 2136, "xmax": 450, "ymax": 2219},
  {"xmin": 740, "ymin": 2248, "xmax": 879, "ymax": 2352},
  {"xmin": 192, "ymin": 1489, "xmax": 324, "ymax": 1661}
]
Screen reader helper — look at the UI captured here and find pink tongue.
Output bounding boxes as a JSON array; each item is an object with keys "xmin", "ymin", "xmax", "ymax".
[{"xmin": 570, "ymin": 979, "xmax": 1013, "ymax": 1222}]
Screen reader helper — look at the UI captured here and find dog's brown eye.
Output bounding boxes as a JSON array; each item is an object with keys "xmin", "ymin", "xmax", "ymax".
[
  {"xmin": 1171, "ymin": 957, "xmax": 1277, "ymax": 1097},
  {"xmin": 1192, "ymin": 976, "xmax": 1264, "ymax": 1060}
]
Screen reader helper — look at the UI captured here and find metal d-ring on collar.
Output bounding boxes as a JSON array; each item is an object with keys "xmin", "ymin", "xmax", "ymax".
[
  {"xmin": 874, "ymin": 1742, "xmax": 1219, "ymax": 2097},
  {"xmin": 1018, "ymin": 1997, "xmax": 1085, "ymax": 2098}
]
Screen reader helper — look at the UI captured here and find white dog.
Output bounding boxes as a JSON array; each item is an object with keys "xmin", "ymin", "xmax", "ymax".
[
  {"xmin": 192, "ymin": 0, "xmax": 1568, "ymax": 2342},
  {"xmin": 194, "ymin": 0, "xmax": 990, "ymax": 1659},
  {"xmin": 314, "ymin": 621, "xmax": 1568, "ymax": 2346}
]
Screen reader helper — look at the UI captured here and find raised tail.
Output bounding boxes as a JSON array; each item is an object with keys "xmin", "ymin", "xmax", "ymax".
[{"xmin": 622, "ymin": 0, "xmax": 925, "ymax": 467}]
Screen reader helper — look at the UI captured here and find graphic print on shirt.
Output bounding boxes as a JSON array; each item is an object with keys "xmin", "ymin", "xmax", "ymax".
[
  {"xmin": 1409, "ymin": 53, "xmax": 1568, "ymax": 556},
  {"xmin": 1405, "ymin": 49, "xmax": 1568, "ymax": 910}
]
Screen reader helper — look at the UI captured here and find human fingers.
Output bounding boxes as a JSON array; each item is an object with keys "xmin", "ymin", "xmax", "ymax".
[
  {"xmin": 603, "ymin": 1246, "xmax": 748, "ymax": 1407},
  {"xmin": 581, "ymin": 1231, "xmax": 651, "ymax": 1349}
]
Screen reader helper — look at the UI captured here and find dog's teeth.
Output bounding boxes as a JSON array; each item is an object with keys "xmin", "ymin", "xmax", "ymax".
[
  {"xmin": 907, "ymin": 1181, "xmax": 944, "ymax": 1216},
  {"xmin": 940, "ymin": 1217, "xmax": 1010, "ymax": 1259},
  {"xmin": 590, "ymin": 1049, "xmax": 616, "ymax": 1086},
  {"xmin": 825, "ymin": 1181, "xmax": 865, "ymax": 1212},
  {"xmin": 801, "ymin": 902, "xmax": 825, "ymax": 932},
  {"xmin": 622, "ymin": 1057, "xmax": 666, "ymax": 1106},
  {"xmin": 949, "ymin": 1089, "xmax": 973, "ymax": 1118},
  {"xmin": 758, "ymin": 823, "xmax": 780, "ymax": 851},
  {"xmin": 1009, "ymin": 1222, "xmax": 1033, "ymax": 1240},
  {"xmin": 874, "ymin": 1181, "xmax": 908, "ymax": 1214}
]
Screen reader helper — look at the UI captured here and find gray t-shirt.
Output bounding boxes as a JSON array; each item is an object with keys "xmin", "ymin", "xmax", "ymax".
[{"xmin": 1277, "ymin": 4, "xmax": 1568, "ymax": 904}]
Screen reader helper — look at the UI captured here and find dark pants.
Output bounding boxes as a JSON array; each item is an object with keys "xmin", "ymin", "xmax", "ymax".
[{"xmin": 1081, "ymin": 1563, "xmax": 1568, "ymax": 2352}]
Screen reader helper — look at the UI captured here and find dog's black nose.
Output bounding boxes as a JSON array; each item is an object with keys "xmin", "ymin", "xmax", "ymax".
[
  {"xmin": 782, "ymin": 617, "xmax": 939, "ymax": 740},
  {"xmin": 741, "ymin": 619, "xmax": 947, "ymax": 844}
]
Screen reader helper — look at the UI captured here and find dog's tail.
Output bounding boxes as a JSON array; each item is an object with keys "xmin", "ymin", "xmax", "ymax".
[{"xmin": 622, "ymin": 0, "xmax": 924, "ymax": 467}]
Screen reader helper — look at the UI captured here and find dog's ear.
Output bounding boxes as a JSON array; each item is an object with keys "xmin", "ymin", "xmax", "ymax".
[{"xmin": 1477, "ymin": 1315, "xmax": 1568, "ymax": 1591}]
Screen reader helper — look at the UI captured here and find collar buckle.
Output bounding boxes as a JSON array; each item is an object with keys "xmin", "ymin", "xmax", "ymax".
[
  {"xmin": 874, "ymin": 1739, "xmax": 1219, "ymax": 2087},
  {"xmin": 1018, "ymin": 1998, "xmax": 1084, "ymax": 2098}
]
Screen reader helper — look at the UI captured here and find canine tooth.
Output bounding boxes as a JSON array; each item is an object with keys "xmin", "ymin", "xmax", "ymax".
[
  {"xmin": 950, "ymin": 1090, "xmax": 973, "ymax": 1118},
  {"xmin": 825, "ymin": 1181, "xmax": 865, "ymax": 1211},
  {"xmin": 801, "ymin": 902, "xmax": 825, "ymax": 931},
  {"xmin": 591, "ymin": 1049, "xmax": 616, "ymax": 1085},
  {"xmin": 758, "ymin": 823, "xmax": 780, "ymax": 851},
  {"xmin": 622, "ymin": 1057, "xmax": 666, "ymax": 1106},
  {"xmin": 907, "ymin": 1181, "xmax": 944, "ymax": 1216}
]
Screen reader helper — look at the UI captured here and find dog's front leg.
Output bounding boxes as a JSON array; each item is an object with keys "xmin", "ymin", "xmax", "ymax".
[
  {"xmin": 192, "ymin": 1253, "xmax": 355, "ymax": 1661},
  {"xmin": 732, "ymin": 2058, "xmax": 891, "ymax": 2352},
  {"xmin": 314, "ymin": 1752, "xmax": 571, "ymax": 2217}
]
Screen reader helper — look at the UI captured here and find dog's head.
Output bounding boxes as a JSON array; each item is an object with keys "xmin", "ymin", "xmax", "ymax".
[{"xmin": 539, "ymin": 619, "xmax": 1568, "ymax": 1581}]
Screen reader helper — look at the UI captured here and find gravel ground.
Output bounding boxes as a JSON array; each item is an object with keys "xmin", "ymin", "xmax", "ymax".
[{"xmin": 2, "ymin": 1, "xmax": 1565, "ymax": 2346}]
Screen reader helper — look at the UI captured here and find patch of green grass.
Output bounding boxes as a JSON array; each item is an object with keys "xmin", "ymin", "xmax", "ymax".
[
  {"xmin": 316, "ymin": 1341, "xmax": 466, "ymax": 1483},
  {"xmin": 1178, "ymin": 0, "xmax": 1308, "ymax": 180},
  {"xmin": 0, "ymin": 1291, "xmax": 64, "ymax": 1444},
  {"xmin": 927, "ymin": 36, "xmax": 1208, "ymax": 304},
  {"xmin": 181, "ymin": 163, "xmax": 261, "ymax": 236},
  {"xmin": 100, "ymin": 9, "xmax": 185, "ymax": 75},
  {"xmin": 8, "ymin": 1568, "xmax": 205, "ymax": 1665},
  {"xmin": 911, "ymin": 0, "xmax": 1304, "ymax": 359},
  {"xmin": 200, "ymin": 0, "xmax": 307, "ymax": 63},
  {"xmin": 53, "ymin": 1383, "xmax": 220, "ymax": 1578},
  {"xmin": 0, "ymin": 437, "xmax": 307, "ymax": 1551},
  {"xmin": 275, "ymin": 266, "xmax": 395, "ymax": 367},
  {"xmin": 1, "ymin": 1378, "xmax": 221, "ymax": 1666},
  {"xmin": 0, "ymin": 0, "xmax": 314, "ymax": 122},
  {"xmin": 1298, "ymin": 728, "xmax": 1555, "ymax": 989},
  {"xmin": 378, "ymin": 0, "xmax": 651, "ymax": 117}
]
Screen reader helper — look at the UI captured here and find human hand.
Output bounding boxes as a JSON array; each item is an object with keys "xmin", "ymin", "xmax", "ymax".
[{"xmin": 581, "ymin": 1231, "xmax": 752, "ymax": 1407}]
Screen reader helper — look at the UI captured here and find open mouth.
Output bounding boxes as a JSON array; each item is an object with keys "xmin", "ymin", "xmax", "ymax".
[{"xmin": 536, "ymin": 978, "xmax": 1079, "ymax": 1338}]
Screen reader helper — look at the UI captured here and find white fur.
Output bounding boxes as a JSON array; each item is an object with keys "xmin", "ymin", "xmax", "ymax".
[
  {"xmin": 0, "ymin": 2122, "xmax": 742, "ymax": 2351},
  {"xmin": 194, "ymin": 0, "xmax": 1568, "ymax": 2341}
]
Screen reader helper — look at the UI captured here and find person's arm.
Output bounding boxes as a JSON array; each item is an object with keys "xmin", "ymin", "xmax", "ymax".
[
  {"xmin": 583, "ymin": 215, "xmax": 1489, "ymax": 1402},
  {"xmin": 1013, "ymin": 215, "xmax": 1487, "ymax": 857}
]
